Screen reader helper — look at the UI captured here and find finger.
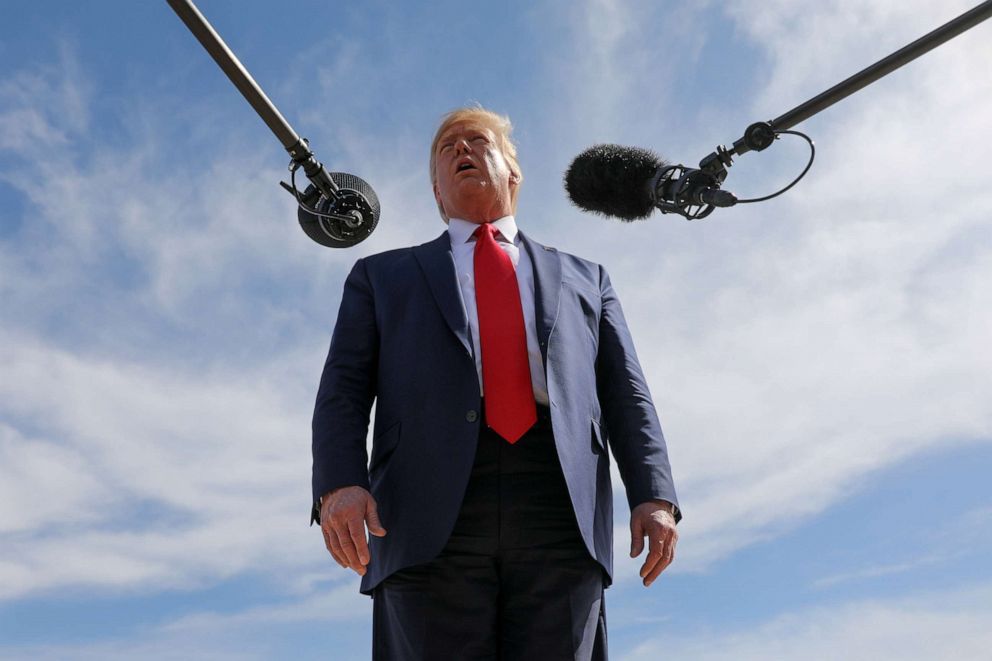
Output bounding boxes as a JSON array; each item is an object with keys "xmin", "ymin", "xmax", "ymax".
[
  {"xmin": 347, "ymin": 517, "xmax": 371, "ymax": 567},
  {"xmin": 323, "ymin": 526, "xmax": 347, "ymax": 568},
  {"xmin": 639, "ymin": 547, "xmax": 664, "ymax": 580},
  {"xmin": 366, "ymin": 499, "xmax": 387, "ymax": 537},
  {"xmin": 630, "ymin": 516, "xmax": 645, "ymax": 558},
  {"xmin": 639, "ymin": 526, "xmax": 668, "ymax": 577},
  {"xmin": 643, "ymin": 549, "xmax": 672, "ymax": 586},
  {"xmin": 643, "ymin": 534, "xmax": 675, "ymax": 586},
  {"xmin": 333, "ymin": 524, "xmax": 363, "ymax": 574}
]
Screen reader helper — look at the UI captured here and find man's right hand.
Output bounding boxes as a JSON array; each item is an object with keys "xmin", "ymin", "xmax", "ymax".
[{"xmin": 320, "ymin": 486, "xmax": 387, "ymax": 576}]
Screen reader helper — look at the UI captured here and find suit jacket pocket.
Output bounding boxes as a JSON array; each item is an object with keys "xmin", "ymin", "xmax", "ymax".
[
  {"xmin": 591, "ymin": 418, "xmax": 608, "ymax": 456},
  {"xmin": 368, "ymin": 421, "xmax": 401, "ymax": 478}
]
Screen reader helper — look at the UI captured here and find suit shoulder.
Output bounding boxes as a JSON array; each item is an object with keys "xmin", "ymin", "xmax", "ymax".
[
  {"xmin": 549, "ymin": 246, "xmax": 604, "ymax": 287},
  {"xmin": 361, "ymin": 245, "xmax": 412, "ymax": 262},
  {"xmin": 523, "ymin": 233, "xmax": 601, "ymax": 273},
  {"xmin": 557, "ymin": 249, "xmax": 601, "ymax": 272},
  {"xmin": 360, "ymin": 232, "xmax": 448, "ymax": 268},
  {"xmin": 352, "ymin": 234, "xmax": 451, "ymax": 285},
  {"xmin": 353, "ymin": 245, "xmax": 421, "ymax": 275}
]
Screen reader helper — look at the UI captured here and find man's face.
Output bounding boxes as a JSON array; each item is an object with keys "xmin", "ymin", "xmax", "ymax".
[{"xmin": 433, "ymin": 120, "xmax": 518, "ymax": 224}]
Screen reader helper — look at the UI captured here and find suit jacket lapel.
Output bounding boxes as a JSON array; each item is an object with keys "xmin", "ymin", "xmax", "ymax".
[
  {"xmin": 519, "ymin": 230, "xmax": 561, "ymax": 366},
  {"xmin": 413, "ymin": 231, "xmax": 472, "ymax": 354}
]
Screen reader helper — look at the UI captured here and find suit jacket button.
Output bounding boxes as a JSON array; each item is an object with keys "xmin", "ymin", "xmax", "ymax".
[{"xmin": 466, "ymin": 410, "xmax": 478, "ymax": 422}]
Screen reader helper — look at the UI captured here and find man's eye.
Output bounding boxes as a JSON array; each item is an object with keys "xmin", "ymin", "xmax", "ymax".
[
  {"xmin": 440, "ymin": 143, "xmax": 453, "ymax": 153},
  {"xmin": 472, "ymin": 136, "xmax": 488, "ymax": 143}
]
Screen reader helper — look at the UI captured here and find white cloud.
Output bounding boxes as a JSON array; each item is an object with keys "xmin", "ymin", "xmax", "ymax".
[
  {"xmin": 810, "ymin": 556, "xmax": 942, "ymax": 590},
  {"xmin": 621, "ymin": 581, "xmax": 992, "ymax": 661},
  {"xmin": 725, "ymin": 0, "xmax": 982, "ymax": 120},
  {"xmin": 0, "ymin": 582, "xmax": 370, "ymax": 661},
  {"xmin": 812, "ymin": 504, "xmax": 992, "ymax": 589},
  {"xmin": 0, "ymin": 330, "xmax": 334, "ymax": 600}
]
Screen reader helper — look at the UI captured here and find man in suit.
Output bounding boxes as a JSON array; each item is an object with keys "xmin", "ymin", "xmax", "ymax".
[{"xmin": 312, "ymin": 106, "xmax": 680, "ymax": 660}]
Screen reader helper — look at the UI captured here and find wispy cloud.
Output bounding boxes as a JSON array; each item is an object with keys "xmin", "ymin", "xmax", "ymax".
[
  {"xmin": 811, "ymin": 555, "xmax": 946, "ymax": 590},
  {"xmin": 620, "ymin": 581, "xmax": 992, "ymax": 661},
  {"xmin": 0, "ymin": 330, "xmax": 324, "ymax": 599},
  {"xmin": 0, "ymin": 579, "xmax": 368, "ymax": 660},
  {"xmin": 813, "ymin": 504, "xmax": 992, "ymax": 589}
]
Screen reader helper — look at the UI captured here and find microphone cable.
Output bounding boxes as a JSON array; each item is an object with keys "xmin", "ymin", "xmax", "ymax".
[{"xmin": 734, "ymin": 129, "xmax": 816, "ymax": 205}]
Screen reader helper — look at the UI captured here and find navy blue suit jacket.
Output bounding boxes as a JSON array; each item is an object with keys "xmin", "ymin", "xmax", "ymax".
[{"xmin": 312, "ymin": 229, "xmax": 679, "ymax": 595}]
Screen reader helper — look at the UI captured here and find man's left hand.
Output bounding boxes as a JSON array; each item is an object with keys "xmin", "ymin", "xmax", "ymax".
[{"xmin": 630, "ymin": 500, "xmax": 678, "ymax": 587}]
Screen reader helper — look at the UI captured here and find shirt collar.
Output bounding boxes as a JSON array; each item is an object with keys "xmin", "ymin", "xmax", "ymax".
[{"xmin": 448, "ymin": 215, "xmax": 518, "ymax": 247}]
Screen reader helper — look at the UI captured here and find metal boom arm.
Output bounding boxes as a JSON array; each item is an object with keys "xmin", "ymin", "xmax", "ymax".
[
  {"xmin": 703, "ymin": 1, "xmax": 992, "ymax": 172},
  {"xmin": 166, "ymin": 0, "xmax": 339, "ymax": 201}
]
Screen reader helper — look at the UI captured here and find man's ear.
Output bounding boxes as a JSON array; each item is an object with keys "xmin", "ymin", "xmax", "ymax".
[{"xmin": 433, "ymin": 182, "xmax": 445, "ymax": 212}]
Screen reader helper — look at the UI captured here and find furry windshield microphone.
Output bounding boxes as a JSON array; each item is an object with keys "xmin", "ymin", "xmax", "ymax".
[{"xmin": 564, "ymin": 144, "xmax": 669, "ymax": 221}]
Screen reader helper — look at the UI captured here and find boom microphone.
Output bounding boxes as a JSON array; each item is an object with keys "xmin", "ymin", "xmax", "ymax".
[
  {"xmin": 565, "ymin": 6, "xmax": 992, "ymax": 223},
  {"xmin": 564, "ymin": 145, "xmax": 665, "ymax": 220},
  {"xmin": 289, "ymin": 168, "xmax": 381, "ymax": 249},
  {"xmin": 564, "ymin": 144, "xmax": 737, "ymax": 222},
  {"xmin": 167, "ymin": 0, "xmax": 379, "ymax": 248}
]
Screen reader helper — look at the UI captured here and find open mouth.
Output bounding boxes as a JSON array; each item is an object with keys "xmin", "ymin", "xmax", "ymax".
[{"xmin": 456, "ymin": 161, "xmax": 477, "ymax": 173}]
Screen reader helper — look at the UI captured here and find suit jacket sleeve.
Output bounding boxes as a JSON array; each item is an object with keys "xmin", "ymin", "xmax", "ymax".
[
  {"xmin": 311, "ymin": 258, "xmax": 379, "ymax": 522},
  {"xmin": 595, "ymin": 265, "xmax": 681, "ymax": 522}
]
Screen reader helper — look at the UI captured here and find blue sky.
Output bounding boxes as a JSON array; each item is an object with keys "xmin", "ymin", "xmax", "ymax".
[{"xmin": 1, "ymin": 1, "xmax": 990, "ymax": 659}]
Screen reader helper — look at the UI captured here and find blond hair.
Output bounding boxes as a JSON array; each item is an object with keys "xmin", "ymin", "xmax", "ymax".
[{"xmin": 429, "ymin": 105, "xmax": 523, "ymax": 221}]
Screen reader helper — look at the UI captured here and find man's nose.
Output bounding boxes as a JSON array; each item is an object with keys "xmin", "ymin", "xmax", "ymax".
[{"xmin": 455, "ymin": 138, "xmax": 472, "ymax": 154}]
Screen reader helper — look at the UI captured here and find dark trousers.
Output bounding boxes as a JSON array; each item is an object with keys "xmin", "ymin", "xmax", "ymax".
[{"xmin": 372, "ymin": 407, "xmax": 608, "ymax": 660}]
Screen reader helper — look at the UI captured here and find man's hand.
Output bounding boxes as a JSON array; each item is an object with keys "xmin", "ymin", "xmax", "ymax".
[
  {"xmin": 629, "ymin": 500, "xmax": 678, "ymax": 587},
  {"xmin": 320, "ymin": 486, "xmax": 387, "ymax": 576}
]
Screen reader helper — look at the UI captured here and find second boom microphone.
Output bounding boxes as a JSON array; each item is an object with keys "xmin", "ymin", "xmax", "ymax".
[{"xmin": 564, "ymin": 144, "xmax": 737, "ymax": 221}]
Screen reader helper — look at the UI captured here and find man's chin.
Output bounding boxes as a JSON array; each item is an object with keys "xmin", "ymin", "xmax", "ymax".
[
  {"xmin": 454, "ymin": 176, "xmax": 486, "ymax": 187},
  {"xmin": 449, "ymin": 184, "xmax": 493, "ymax": 203}
]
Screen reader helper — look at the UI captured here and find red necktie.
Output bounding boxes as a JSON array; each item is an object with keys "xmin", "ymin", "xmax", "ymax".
[{"xmin": 473, "ymin": 223, "xmax": 537, "ymax": 443}]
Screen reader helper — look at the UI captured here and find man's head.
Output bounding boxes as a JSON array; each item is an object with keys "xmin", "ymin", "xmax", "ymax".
[{"xmin": 430, "ymin": 106, "xmax": 523, "ymax": 223}]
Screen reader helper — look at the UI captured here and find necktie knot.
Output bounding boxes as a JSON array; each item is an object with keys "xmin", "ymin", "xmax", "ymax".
[{"xmin": 474, "ymin": 223, "xmax": 498, "ymax": 242}]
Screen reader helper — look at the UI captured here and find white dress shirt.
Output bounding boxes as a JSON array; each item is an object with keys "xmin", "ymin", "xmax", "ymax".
[{"xmin": 447, "ymin": 216, "xmax": 550, "ymax": 406}]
